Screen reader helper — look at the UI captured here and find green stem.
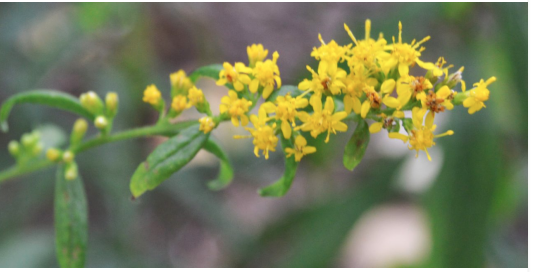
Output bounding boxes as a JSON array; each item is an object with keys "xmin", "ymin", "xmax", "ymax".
[
  {"xmin": 0, "ymin": 160, "xmax": 54, "ymax": 184},
  {"xmin": 0, "ymin": 120, "xmax": 197, "ymax": 184}
]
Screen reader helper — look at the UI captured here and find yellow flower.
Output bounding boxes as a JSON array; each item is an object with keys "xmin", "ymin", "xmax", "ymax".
[
  {"xmin": 219, "ymin": 90, "xmax": 253, "ymax": 127},
  {"xmin": 172, "ymin": 95, "xmax": 190, "ymax": 112},
  {"xmin": 360, "ymin": 81, "xmax": 400, "ymax": 118},
  {"xmin": 250, "ymin": 51, "xmax": 282, "ymax": 99},
  {"xmin": 381, "ymin": 21, "xmax": 432, "ymax": 77},
  {"xmin": 296, "ymin": 95, "xmax": 348, "ymax": 143},
  {"xmin": 187, "ymin": 86, "xmax": 205, "ymax": 107},
  {"xmin": 424, "ymin": 57, "xmax": 454, "ymax": 78},
  {"xmin": 170, "ymin": 70, "xmax": 194, "ymax": 96},
  {"xmin": 343, "ymin": 63, "xmax": 378, "ymax": 114},
  {"xmin": 236, "ymin": 108, "xmax": 278, "ymax": 159},
  {"xmin": 344, "ymin": 20, "xmax": 389, "ymax": 72},
  {"xmin": 388, "ymin": 107, "xmax": 453, "ymax": 161},
  {"xmin": 368, "ymin": 113, "xmax": 394, "ymax": 134},
  {"xmin": 298, "ymin": 61, "xmax": 347, "ymax": 96},
  {"xmin": 247, "ymin": 44, "xmax": 269, "ymax": 68},
  {"xmin": 216, "ymin": 62, "xmax": 252, "ymax": 91},
  {"xmin": 199, "ymin": 116, "xmax": 215, "ymax": 134},
  {"xmin": 463, "ymin": 77, "xmax": 496, "ymax": 114},
  {"xmin": 143, "ymin": 84, "xmax": 162, "ymax": 106},
  {"xmin": 396, "ymin": 75, "xmax": 434, "ymax": 104},
  {"xmin": 261, "ymin": 93, "xmax": 308, "ymax": 139},
  {"xmin": 311, "ymin": 34, "xmax": 348, "ymax": 63},
  {"xmin": 285, "ymin": 135, "xmax": 316, "ymax": 162},
  {"xmin": 422, "ymin": 86, "xmax": 454, "ymax": 114}
]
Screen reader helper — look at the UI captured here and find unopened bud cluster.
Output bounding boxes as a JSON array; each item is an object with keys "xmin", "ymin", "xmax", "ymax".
[
  {"xmin": 8, "ymin": 130, "xmax": 43, "ymax": 165},
  {"xmin": 80, "ymin": 91, "xmax": 119, "ymax": 133}
]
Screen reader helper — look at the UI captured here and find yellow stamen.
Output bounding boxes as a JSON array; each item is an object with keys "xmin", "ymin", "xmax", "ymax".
[{"xmin": 435, "ymin": 130, "xmax": 454, "ymax": 138}]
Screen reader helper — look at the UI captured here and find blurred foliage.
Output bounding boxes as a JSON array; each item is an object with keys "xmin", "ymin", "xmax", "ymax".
[{"xmin": 0, "ymin": 2, "xmax": 527, "ymax": 268}]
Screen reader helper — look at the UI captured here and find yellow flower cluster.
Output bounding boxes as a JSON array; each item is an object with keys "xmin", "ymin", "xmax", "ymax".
[
  {"xmin": 292, "ymin": 19, "xmax": 496, "ymax": 161},
  {"xmin": 140, "ymin": 20, "xmax": 496, "ymax": 163},
  {"xmin": 142, "ymin": 69, "xmax": 215, "ymax": 134}
]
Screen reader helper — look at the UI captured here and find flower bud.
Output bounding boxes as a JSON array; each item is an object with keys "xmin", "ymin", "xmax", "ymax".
[
  {"xmin": 71, "ymin": 118, "xmax": 88, "ymax": 145},
  {"xmin": 105, "ymin": 92, "xmax": 119, "ymax": 117},
  {"xmin": 8, "ymin": 141, "xmax": 19, "ymax": 156},
  {"xmin": 21, "ymin": 133, "xmax": 37, "ymax": 147},
  {"xmin": 170, "ymin": 70, "xmax": 194, "ymax": 97},
  {"xmin": 46, "ymin": 148, "xmax": 62, "ymax": 162},
  {"xmin": 425, "ymin": 70, "xmax": 438, "ymax": 85},
  {"xmin": 80, "ymin": 91, "xmax": 104, "ymax": 115},
  {"xmin": 32, "ymin": 143, "xmax": 43, "ymax": 156},
  {"xmin": 64, "ymin": 162, "xmax": 78, "ymax": 181},
  {"xmin": 199, "ymin": 116, "xmax": 215, "ymax": 134},
  {"xmin": 94, "ymin": 116, "xmax": 108, "ymax": 130},
  {"xmin": 62, "ymin": 150, "xmax": 75, "ymax": 163},
  {"xmin": 446, "ymin": 66, "xmax": 464, "ymax": 89}
]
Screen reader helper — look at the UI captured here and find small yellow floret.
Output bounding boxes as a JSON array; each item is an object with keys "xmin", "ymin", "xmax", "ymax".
[
  {"xmin": 187, "ymin": 86, "xmax": 205, "ymax": 107},
  {"xmin": 199, "ymin": 116, "xmax": 215, "ymax": 134},
  {"xmin": 250, "ymin": 51, "xmax": 282, "ymax": 99},
  {"xmin": 219, "ymin": 90, "xmax": 253, "ymax": 127},
  {"xmin": 285, "ymin": 135, "xmax": 316, "ymax": 162},
  {"xmin": 238, "ymin": 108, "xmax": 278, "ymax": 160},
  {"xmin": 143, "ymin": 84, "xmax": 162, "ymax": 106},
  {"xmin": 216, "ymin": 62, "xmax": 252, "ymax": 91},
  {"xmin": 171, "ymin": 95, "xmax": 190, "ymax": 113},
  {"xmin": 247, "ymin": 44, "xmax": 269, "ymax": 68},
  {"xmin": 296, "ymin": 95, "xmax": 348, "ymax": 143},
  {"xmin": 170, "ymin": 70, "xmax": 194, "ymax": 93},
  {"xmin": 261, "ymin": 93, "xmax": 308, "ymax": 139},
  {"xmin": 463, "ymin": 77, "xmax": 496, "ymax": 114}
]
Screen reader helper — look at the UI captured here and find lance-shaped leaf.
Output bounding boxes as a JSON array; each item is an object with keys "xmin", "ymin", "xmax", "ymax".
[
  {"xmin": 204, "ymin": 139, "xmax": 234, "ymax": 191},
  {"xmin": 343, "ymin": 120, "xmax": 370, "ymax": 171},
  {"xmin": 54, "ymin": 164, "xmax": 88, "ymax": 268},
  {"xmin": 189, "ymin": 64, "xmax": 224, "ymax": 83},
  {"xmin": 130, "ymin": 124, "xmax": 210, "ymax": 197},
  {"xmin": 258, "ymin": 138, "xmax": 299, "ymax": 197},
  {"xmin": 0, "ymin": 90, "xmax": 94, "ymax": 132}
]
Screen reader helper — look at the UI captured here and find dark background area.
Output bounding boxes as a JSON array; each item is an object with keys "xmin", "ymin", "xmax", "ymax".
[{"xmin": 0, "ymin": 3, "xmax": 527, "ymax": 268}]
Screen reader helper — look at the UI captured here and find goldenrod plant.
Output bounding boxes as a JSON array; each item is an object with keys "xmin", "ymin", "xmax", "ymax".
[{"xmin": 0, "ymin": 20, "xmax": 496, "ymax": 268}]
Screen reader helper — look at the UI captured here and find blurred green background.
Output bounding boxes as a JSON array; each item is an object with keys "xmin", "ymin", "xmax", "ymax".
[{"xmin": 0, "ymin": 3, "xmax": 527, "ymax": 268}]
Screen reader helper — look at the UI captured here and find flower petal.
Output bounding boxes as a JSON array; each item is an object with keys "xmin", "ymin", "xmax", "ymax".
[{"xmin": 369, "ymin": 122, "xmax": 383, "ymax": 134}]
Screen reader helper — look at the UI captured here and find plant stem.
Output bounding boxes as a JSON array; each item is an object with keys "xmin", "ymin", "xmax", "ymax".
[
  {"xmin": 0, "ymin": 120, "xmax": 197, "ymax": 184},
  {"xmin": 0, "ymin": 159, "xmax": 53, "ymax": 184}
]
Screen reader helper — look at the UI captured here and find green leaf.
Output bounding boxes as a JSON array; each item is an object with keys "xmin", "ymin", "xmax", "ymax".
[
  {"xmin": 189, "ymin": 64, "xmax": 223, "ymax": 83},
  {"xmin": 204, "ymin": 139, "xmax": 234, "ymax": 190},
  {"xmin": 343, "ymin": 119, "xmax": 370, "ymax": 171},
  {"xmin": 54, "ymin": 164, "xmax": 88, "ymax": 268},
  {"xmin": 130, "ymin": 124, "xmax": 210, "ymax": 197},
  {"xmin": 0, "ymin": 90, "xmax": 94, "ymax": 132},
  {"xmin": 258, "ymin": 138, "xmax": 298, "ymax": 197}
]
